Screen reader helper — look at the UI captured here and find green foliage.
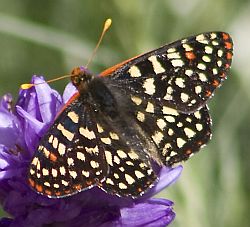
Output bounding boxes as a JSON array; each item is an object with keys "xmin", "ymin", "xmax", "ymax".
[{"xmin": 0, "ymin": 0, "xmax": 249, "ymax": 226}]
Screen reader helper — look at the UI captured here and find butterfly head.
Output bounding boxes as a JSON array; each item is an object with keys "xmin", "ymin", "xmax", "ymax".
[{"xmin": 71, "ymin": 66, "xmax": 94, "ymax": 93}]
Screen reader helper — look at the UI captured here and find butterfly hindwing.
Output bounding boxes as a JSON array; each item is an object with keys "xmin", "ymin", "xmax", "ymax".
[
  {"xmin": 129, "ymin": 96, "xmax": 211, "ymax": 165},
  {"xmin": 85, "ymin": 110, "xmax": 158, "ymax": 197},
  {"xmin": 28, "ymin": 98, "xmax": 109, "ymax": 197},
  {"xmin": 103, "ymin": 32, "xmax": 233, "ymax": 113}
]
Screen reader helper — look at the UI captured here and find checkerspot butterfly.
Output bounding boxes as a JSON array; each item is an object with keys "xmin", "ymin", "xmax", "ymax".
[{"xmin": 28, "ymin": 31, "xmax": 233, "ymax": 198}]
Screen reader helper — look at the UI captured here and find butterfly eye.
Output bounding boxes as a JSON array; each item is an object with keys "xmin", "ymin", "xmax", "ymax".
[{"xmin": 71, "ymin": 76, "xmax": 81, "ymax": 86}]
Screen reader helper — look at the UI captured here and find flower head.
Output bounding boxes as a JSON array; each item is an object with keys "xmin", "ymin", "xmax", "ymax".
[{"xmin": 0, "ymin": 76, "xmax": 182, "ymax": 226}]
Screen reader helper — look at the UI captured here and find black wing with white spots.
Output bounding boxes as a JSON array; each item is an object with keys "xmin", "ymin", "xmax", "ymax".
[
  {"xmin": 28, "ymin": 31, "xmax": 233, "ymax": 198},
  {"xmin": 104, "ymin": 32, "xmax": 233, "ymax": 113},
  {"xmin": 129, "ymin": 96, "xmax": 211, "ymax": 165},
  {"xmin": 92, "ymin": 114, "xmax": 158, "ymax": 197},
  {"xmin": 28, "ymin": 98, "xmax": 109, "ymax": 198}
]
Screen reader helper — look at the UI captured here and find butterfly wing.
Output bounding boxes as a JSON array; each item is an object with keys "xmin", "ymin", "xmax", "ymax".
[
  {"xmin": 91, "ymin": 114, "xmax": 158, "ymax": 197},
  {"xmin": 28, "ymin": 98, "xmax": 109, "ymax": 198},
  {"xmin": 101, "ymin": 32, "xmax": 233, "ymax": 113},
  {"xmin": 129, "ymin": 97, "xmax": 211, "ymax": 165}
]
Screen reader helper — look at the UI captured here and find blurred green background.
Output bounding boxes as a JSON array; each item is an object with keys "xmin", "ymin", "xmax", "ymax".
[{"xmin": 0, "ymin": 0, "xmax": 249, "ymax": 226}]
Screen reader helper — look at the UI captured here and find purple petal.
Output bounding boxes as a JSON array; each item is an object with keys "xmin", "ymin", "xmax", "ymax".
[
  {"xmin": 0, "ymin": 110, "xmax": 20, "ymax": 149},
  {"xmin": 33, "ymin": 76, "xmax": 62, "ymax": 123},
  {"xmin": 0, "ymin": 217, "xmax": 12, "ymax": 227},
  {"xmin": 16, "ymin": 106, "xmax": 44, "ymax": 136},
  {"xmin": 153, "ymin": 165, "xmax": 183, "ymax": 195},
  {"xmin": 137, "ymin": 165, "xmax": 183, "ymax": 201},
  {"xmin": 0, "ymin": 94, "xmax": 13, "ymax": 113},
  {"xmin": 62, "ymin": 82, "xmax": 78, "ymax": 104},
  {"xmin": 111, "ymin": 198, "xmax": 175, "ymax": 226}
]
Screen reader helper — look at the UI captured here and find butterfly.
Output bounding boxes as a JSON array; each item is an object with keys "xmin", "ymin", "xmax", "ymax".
[{"xmin": 28, "ymin": 32, "xmax": 233, "ymax": 198}]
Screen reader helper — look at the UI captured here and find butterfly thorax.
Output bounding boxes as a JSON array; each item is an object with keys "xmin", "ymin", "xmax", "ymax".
[
  {"xmin": 71, "ymin": 66, "xmax": 119, "ymax": 120},
  {"xmin": 71, "ymin": 66, "xmax": 94, "ymax": 93}
]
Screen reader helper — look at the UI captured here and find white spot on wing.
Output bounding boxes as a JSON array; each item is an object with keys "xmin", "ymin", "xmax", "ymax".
[
  {"xmin": 79, "ymin": 127, "xmax": 96, "ymax": 140},
  {"xmin": 69, "ymin": 170, "xmax": 77, "ymax": 179},
  {"xmin": 152, "ymin": 131, "xmax": 164, "ymax": 145},
  {"xmin": 175, "ymin": 78, "xmax": 185, "ymax": 88},
  {"xmin": 58, "ymin": 143, "xmax": 66, "ymax": 156},
  {"xmin": 143, "ymin": 78, "xmax": 155, "ymax": 95},
  {"xmin": 197, "ymin": 63, "xmax": 206, "ymax": 70},
  {"xmin": 135, "ymin": 170, "xmax": 145, "ymax": 179},
  {"xmin": 196, "ymin": 123, "xmax": 203, "ymax": 131},
  {"xmin": 77, "ymin": 152, "xmax": 85, "ymax": 161},
  {"xmin": 181, "ymin": 93, "xmax": 189, "ymax": 103},
  {"xmin": 148, "ymin": 55, "xmax": 165, "ymax": 74},
  {"xmin": 185, "ymin": 69, "xmax": 193, "ymax": 77},
  {"xmin": 117, "ymin": 150, "xmax": 127, "ymax": 159},
  {"xmin": 157, "ymin": 118, "xmax": 166, "ymax": 130},
  {"xmin": 68, "ymin": 111, "xmax": 79, "ymax": 123},
  {"xmin": 137, "ymin": 111, "xmax": 145, "ymax": 122},
  {"xmin": 105, "ymin": 150, "xmax": 113, "ymax": 166},
  {"xmin": 184, "ymin": 128, "xmax": 196, "ymax": 138},
  {"xmin": 128, "ymin": 65, "xmax": 141, "ymax": 77},
  {"xmin": 177, "ymin": 138, "xmax": 186, "ymax": 148},
  {"xmin": 57, "ymin": 123, "xmax": 74, "ymax": 141},
  {"xmin": 119, "ymin": 182, "xmax": 128, "ymax": 189},
  {"xmin": 163, "ymin": 106, "xmax": 179, "ymax": 116},
  {"xmin": 125, "ymin": 174, "xmax": 135, "ymax": 185},
  {"xmin": 167, "ymin": 52, "xmax": 181, "ymax": 59},
  {"xmin": 145, "ymin": 102, "xmax": 154, "ymax": 113},
  {"xmin": 199, "ymin": 73, "xmax": 207, "ymax": 82},
  {"xmin": 131, "ymin": 96, "xmax": 142, "ymax": 105},
  {"xmin": 171, "ymin": 59, "xmax": 184, "ymax": 67},
  {"xmin": 100, "ymin": 137, "xmax": 112, "ymax": 145},
  {"xmin": 205, "ymin": 46, "xmax": 213, "ymax": 54}
]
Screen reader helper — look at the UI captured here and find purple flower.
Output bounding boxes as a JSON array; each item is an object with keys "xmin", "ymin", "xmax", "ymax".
[{"xmin": 0, "ymin": 76, "xmax": 183, "ymax": 227}]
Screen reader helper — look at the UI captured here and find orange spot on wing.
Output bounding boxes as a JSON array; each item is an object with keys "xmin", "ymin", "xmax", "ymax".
[
  {"xmin": 226, "ymin": 52, "xmax": 232, "ymax": 60},
  {"xmin": 86, "ymin": 180, "xmax": 93, "ymax": 186},
  {"xmin": 64, "ymin": 189, "xmax": 71, "ymax": 194},
  {"xmin": 137, "ymin": 187, "xmax": 142, "ymax": 192},
  {"xmin": 36, "ymin": 184, "xmax": 43, "ymax": 193},
  {"xmin": 49, "ymin": 153, "xmax": 57, "ymax": 162},
  {"xmin": 225, "ymin": 41, "xmax": 232, "ymax": 50},
  {"xmin": 220, "ymin": 72, "xmax": 226, "ymax": 78},
  {"xmin": 45, "ymin": 190, "xmax": 52, "ymax": 196},
  {"xmin": 212, "ymin": 80, "xmax": 220, "ymax": 87},
  {"xmin": 185, "ymin": 149, "xmax": 192, "ymax": 155},
  {"xmin": 197, "ymin": 141, "xmax": 203, "ymax": 146},
  {"xmin": 205, "ymin": 90, "xmax": 212, "ymax": 97},
  {"xmin": 55, "ymin": 191, "xmax": 62, "ymax": 196},
  {"xmin": 75, "ymin": 184, "xmax": 81, "ymax": 190},
  {"xmin": 28, "ymin": 178, "xmax": 35, "ymax": 187},
  {"xmin": 222, "ymin": 33, "xmax": 230, "ymax": 40},
  {"xmin": 185, "ymin": 51, "xmax": 196, "ymax": 60},
  {"xmin": 225, "ymin": 63, "xmax": 230, "ymax": 69}
]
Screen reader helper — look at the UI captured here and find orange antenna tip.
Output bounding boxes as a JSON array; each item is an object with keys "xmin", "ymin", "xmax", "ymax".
[
  {"xmin": 20, "ymin": 83, "xmax": 34, "ymax": 90},
  {"xmin": 20, "ymin": 74, "xmax": 71, "ymax": 90},
  {"xmin": 104, "ymin": 18, "xmax": 112, "ymax": 31}
]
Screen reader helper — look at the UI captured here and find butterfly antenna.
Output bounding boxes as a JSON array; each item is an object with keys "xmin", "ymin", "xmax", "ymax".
[
  {"xmin": 20, "ymin": 18, "xmax": 112, "ymax": 90},
  {"xmin": 20, "ymin": 74, "xmax": 72, "ymax": 89},
  {"xmin": 86, "ymin": 18, "xmax": 112, "ymax": 68}
]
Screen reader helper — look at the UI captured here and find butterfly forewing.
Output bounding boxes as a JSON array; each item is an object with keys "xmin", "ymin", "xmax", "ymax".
[
  {"xmin": 28, "ymin": 99, "xmax": 109, "ymax": 197},
  {"xmin": 104, "ymin": 32, "xmax": 233, "ymax": 113}
]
